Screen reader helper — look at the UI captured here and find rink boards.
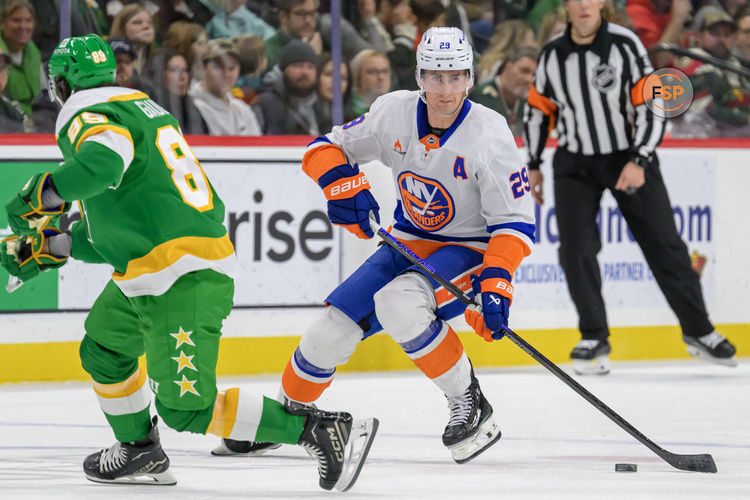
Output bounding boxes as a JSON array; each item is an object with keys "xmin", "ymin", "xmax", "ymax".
[{"xmin": 0, "ymin": 136, "xmax": 748, "ymax": 382}]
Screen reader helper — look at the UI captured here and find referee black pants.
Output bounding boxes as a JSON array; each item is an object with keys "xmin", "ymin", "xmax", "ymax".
[{"xmin": 552, "ymin": 148, "xmax": 714, "ymax": 341}]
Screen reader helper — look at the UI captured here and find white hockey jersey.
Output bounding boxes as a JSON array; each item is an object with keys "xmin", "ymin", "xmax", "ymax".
[{"xmin": 307, "ymin": 90, "xmax": 535, "ymax": 255}]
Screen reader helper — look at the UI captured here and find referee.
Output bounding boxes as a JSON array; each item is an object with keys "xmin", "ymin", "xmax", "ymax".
[{"xmin": 523, "ymin": 0, "xmax": 737, "ymax": 375}]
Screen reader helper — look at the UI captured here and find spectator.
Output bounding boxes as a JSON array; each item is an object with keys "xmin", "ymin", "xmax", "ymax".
[
  {"xmin": 356, "ymin": 0, "xmax": 394, "ymax": 53},
  {"xmin": 411, "ymin": 0, "xmax": 447, "ymax": 39},
  {"xmin": 0, "ymin": 0, "xmax": 40, "ymax": 116},
  {"xmin": 314, "ymin": 51, "xmax": 353, "ymax": 131},
  {"xmin": 388, "ymin": 0, "xmax": 445, "ymax": 91},
  {"xmin": 733, "ymin": 5, "xmax": 750, "ymax": 64},
  {"xmin": 711, "ymin": 0, "xmax": 747, "ymax": 18},
  {"xmin": 477, "ymin": 19, "xmax": 536, "ymax": 85},
  {"xmin": 29, "ymin": 0, "xmax": 107, "ymax": 61},
  {"xmin": 162, "ymin": 21, "xmax": 208, "ymax": 81},
  {"xmin": 110, "ymin": 4, "xmax": 155, "ymax": 74},
  {"xmin": 677, "ymin": 6, "xmax": 750, "ymax": 135},
  {"xmin": 0, "ymin": 44, "xmax": 26, "ymax": 132},
  {"xmin": 526, "ymin": 0, "xmax": 563, "ymax": 35},
  {"xmin": 350, "ymin": 49, "xmax": 391, "ymax": 116},
  {"xmin": 233, "ymin": 33, "xmax": 267, "ymax": 105},
  {"xmin": 189, "ymin": 38, "xmax": 262, "ymax": 135},
  {"xmin": 537, "ymin": 6, "xmax": 566, "ymax": 46},
  {"xmin": 148, "ymin": 48, "xmax": 208, "ymax": 135},
  {"xmin": 265, "ymin": 0, "xmax": 371, "ymax": 69},
  {"xmin": 626, "ymin": 0, "xmax": 692, "ymax": 67},
  {"xmin": 108, "ymin": 37, "xmax": 158, "ymax": 97},
  {"xmin": 206, "ymin": 0, "xmax": 276, "ymax": 40},
  {"xmin": 470, "ymin": 45, "xmax": 537, "ymax": 136},
  {"xmin": 256, "ymin": 39, "xmax": 321, "ymax": 134},
  {"xmin": 156, "ymin": 0, "xmax": 216, "ymax": 31}
]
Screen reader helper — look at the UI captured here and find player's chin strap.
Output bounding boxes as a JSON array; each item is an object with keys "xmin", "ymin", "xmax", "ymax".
[{"xmin": 366, "ymin": 214, "xmax": 718, "ymax": 474}]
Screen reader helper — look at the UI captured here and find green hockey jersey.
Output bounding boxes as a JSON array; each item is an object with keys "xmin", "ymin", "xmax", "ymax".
[{"xmin": 51, "ymin": 86, "xmax": 237, "ymax": 297}]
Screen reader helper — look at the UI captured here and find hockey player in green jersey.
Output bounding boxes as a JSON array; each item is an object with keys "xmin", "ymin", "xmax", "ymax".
[{"xmin": 1, "ymin": 34, "xmax": 377, "ymax": 491}]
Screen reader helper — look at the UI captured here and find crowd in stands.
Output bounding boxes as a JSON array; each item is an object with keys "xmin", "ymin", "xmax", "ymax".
[{"xmin": 1, "ymin": 0, "xmax": 750, "ymax": 137}]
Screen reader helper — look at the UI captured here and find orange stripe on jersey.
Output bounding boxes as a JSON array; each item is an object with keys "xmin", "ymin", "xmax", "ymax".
[
  {"xmin": 631, "ymin": 75, "xmax": 648, "ymax": 107},
  {"xmin": 528, "ymin": 85, "xmax": 557, "ymax": 116},
  {"xmin": 93, "ymin": 363, "xmax": 147, "ymax": 399},
  {"xmin": 483, "ymin": 234, "xmax": 531, "ymax": 275},
  {"xmin": 302, "ymin": 144, "xmax": 348, "ymax": 182},
  {"xmin": 411, "ymin": 327, "xmax": 464, "ymax": 379},
  {"xmin": 206, "ymin": 388, "xmax": 240, "ymax": 438},
  {"xmin": 281, "ymin": 359, "xmax": 332, "ymax": 403},
  {"xmin": 393, "ymin": 237, "xmax": 480, "ymax": 260},
  {"xmin": 528, "ymin": 84, "xmax": 557, "ymax": 131}
]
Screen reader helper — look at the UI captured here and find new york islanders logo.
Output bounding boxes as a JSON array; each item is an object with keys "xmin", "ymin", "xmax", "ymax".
[{"xmin": 397, "ymin": 172, "xmax": 455, "ymax": 231}]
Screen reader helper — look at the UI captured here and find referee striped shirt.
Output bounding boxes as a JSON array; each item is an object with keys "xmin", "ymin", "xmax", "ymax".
[{"xmin": 524, "ymin": 19, "xmax": 665, "ymax": 169}]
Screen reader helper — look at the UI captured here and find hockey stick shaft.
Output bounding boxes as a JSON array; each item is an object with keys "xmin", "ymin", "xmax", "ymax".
[{"xmin": 369, "ymin": 219, "xmax": 717, "ymax": 473}]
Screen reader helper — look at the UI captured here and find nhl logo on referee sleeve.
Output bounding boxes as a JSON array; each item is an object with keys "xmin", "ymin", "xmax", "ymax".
[{"xmin": 592, "ymin": 63, "xmax": 616, "ymax": 92}]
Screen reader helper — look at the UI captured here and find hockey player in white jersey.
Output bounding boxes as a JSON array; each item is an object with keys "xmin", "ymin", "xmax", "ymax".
[{"xmin": 215, "ymin": 27, "xmax": 535, "ymax": 463}]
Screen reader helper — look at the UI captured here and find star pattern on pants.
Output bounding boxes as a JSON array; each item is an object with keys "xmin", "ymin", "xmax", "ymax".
[
  {"xmin": 171, "ymin": 350, "xmax": 196, "ymax": 374},
  {"xmin": 170, "ymin": 326, "xmax": 195, "ymax": 349},
  {"xmin": 174, "ymin": 374, "xmax": 200, "ymax": 397}
]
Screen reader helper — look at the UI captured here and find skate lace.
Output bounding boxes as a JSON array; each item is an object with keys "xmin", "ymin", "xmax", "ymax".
[
  {"xmin": 698, "ymin": 331, "xmax": 725, "ymax": 349},
  {"xmin": 300, "ymin": 442, "xmax": 328, "ymax": 477},
  {"xmin": 99, "ymin": 442, "xmax": 128, "ymax": 473},
  {"xmin": 446, "ymin": 389, "xmax": 473, "ymax": 426},
  {"xmin": 576, "ymin": 339, "xmax": 600, "ymax": 350}
]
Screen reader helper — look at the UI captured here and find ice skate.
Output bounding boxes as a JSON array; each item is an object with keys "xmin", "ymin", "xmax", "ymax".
[
  {"xmin": 442, "ymin": 372, "xmax": 501, "ymax": 464},
  {"xmin": 83, "ymin": 416, "xmax": 176, "ymax": 485},
  {"xmin": 211, "ymin": 439, "xmax": 282, "ymax": 456},
  {"xmin": 683, "ymin": 331, "xmax": 737, "ymax": 367},
  {"xmin": 285, "ymin": 400, "xmax": 379, "ymax": 492},
  {"xmin": 571, "ymin": 339, "xmax": 611, "ymax": 375}
]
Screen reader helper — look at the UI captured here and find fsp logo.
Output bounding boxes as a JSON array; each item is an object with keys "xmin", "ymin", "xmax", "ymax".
[
  {"xmin": 393, "ymin": 139, "xmax": 405, "ymax": 155},
  {"xmin": 643, "ymin": 68, "xmax": 693, "ymax": 118},
  {"xmin": 397, "ymin": 172, "xmax": 454, "ymax": 231}
]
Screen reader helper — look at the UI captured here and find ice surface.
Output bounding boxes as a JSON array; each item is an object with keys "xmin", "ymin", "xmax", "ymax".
[{"xmin": 1, "ymin": 360, "xmax": 748, "ymax": 499}]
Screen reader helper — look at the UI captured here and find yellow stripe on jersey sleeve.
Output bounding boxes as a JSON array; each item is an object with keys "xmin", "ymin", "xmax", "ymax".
[
  {"xmin": 75, "ymin": 124, "xmax": 133, "ymax": 152},
  {"xmin": 107, "ymin": 91, "xmax": 149, "ymax": 102}
]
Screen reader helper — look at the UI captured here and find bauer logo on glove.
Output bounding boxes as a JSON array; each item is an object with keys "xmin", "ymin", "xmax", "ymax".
[{"xmin": 1, "ymin": 228, "xmax": 69, "ymax": 282}]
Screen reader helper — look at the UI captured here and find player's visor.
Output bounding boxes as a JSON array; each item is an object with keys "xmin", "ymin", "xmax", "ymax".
[{"xmin": 420, "ymin": 71, "xmax": 470, "ymax": 93}]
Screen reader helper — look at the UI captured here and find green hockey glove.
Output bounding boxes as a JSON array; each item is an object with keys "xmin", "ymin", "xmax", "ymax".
[
  {"xmin": 5, "ymin": 173, "xmax": 69, "ymax": 236},
  {"xmin": 1, "ymin": 228, "xmax": 69, "ymax": 282}
]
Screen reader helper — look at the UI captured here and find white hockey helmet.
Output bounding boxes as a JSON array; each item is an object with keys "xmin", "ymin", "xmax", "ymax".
[{"xmin": 415, "ymin": 27, "xmax": 474, "ymax": 96}]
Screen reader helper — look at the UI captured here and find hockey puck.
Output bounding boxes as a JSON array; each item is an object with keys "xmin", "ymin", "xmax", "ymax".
[{"xmin": 615, "ymin": 463, "xmax": 638, "ymax": 472}]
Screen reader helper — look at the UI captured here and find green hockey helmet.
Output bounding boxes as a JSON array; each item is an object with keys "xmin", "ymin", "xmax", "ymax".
[{"xmin": 48, "ymin": 34, "xmax": 116, "ymax": 105}]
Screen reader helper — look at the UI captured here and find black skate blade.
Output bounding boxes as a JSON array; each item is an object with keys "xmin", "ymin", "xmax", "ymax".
[
  {"xmin": 335, "ymin": 417, "xmax": 379, "ymax": 492},
  {"xmin": 85, "ymin": 469, "xmax": 177, "ymax": 486}
]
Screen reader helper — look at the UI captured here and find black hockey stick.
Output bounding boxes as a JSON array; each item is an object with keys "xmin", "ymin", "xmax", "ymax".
[{"xmin": 368, "ymin": 218, "xmax": 717, "ymax": 473}]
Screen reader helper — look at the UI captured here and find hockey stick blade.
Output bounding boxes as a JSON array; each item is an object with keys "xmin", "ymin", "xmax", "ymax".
[{"xmin": 368, "ymin": 217, "xmax": 718, "ymax": 473}]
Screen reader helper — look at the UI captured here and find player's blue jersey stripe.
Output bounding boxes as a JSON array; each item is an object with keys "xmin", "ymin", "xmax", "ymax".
[
  {"xmin": 487, "ymin": 222, "xmax": 536, "ymax": 243},
  {"xmin": 393, "ymin": 201, "xmax": 491, "ymax": 243},
  {"xmin": 307, "ymin": 135, "xmax": 332, "ymax": 148},
  {"xmin": 399, "ymin": 319, "xmax": 442, "ymax": 354},
  {"xmin": 293, "ymin": 348, "xmax": 335, "ymax": 378},
  {"xmin": 416, "ymin": 98, "xmax": 471, "ymax": 148}
]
